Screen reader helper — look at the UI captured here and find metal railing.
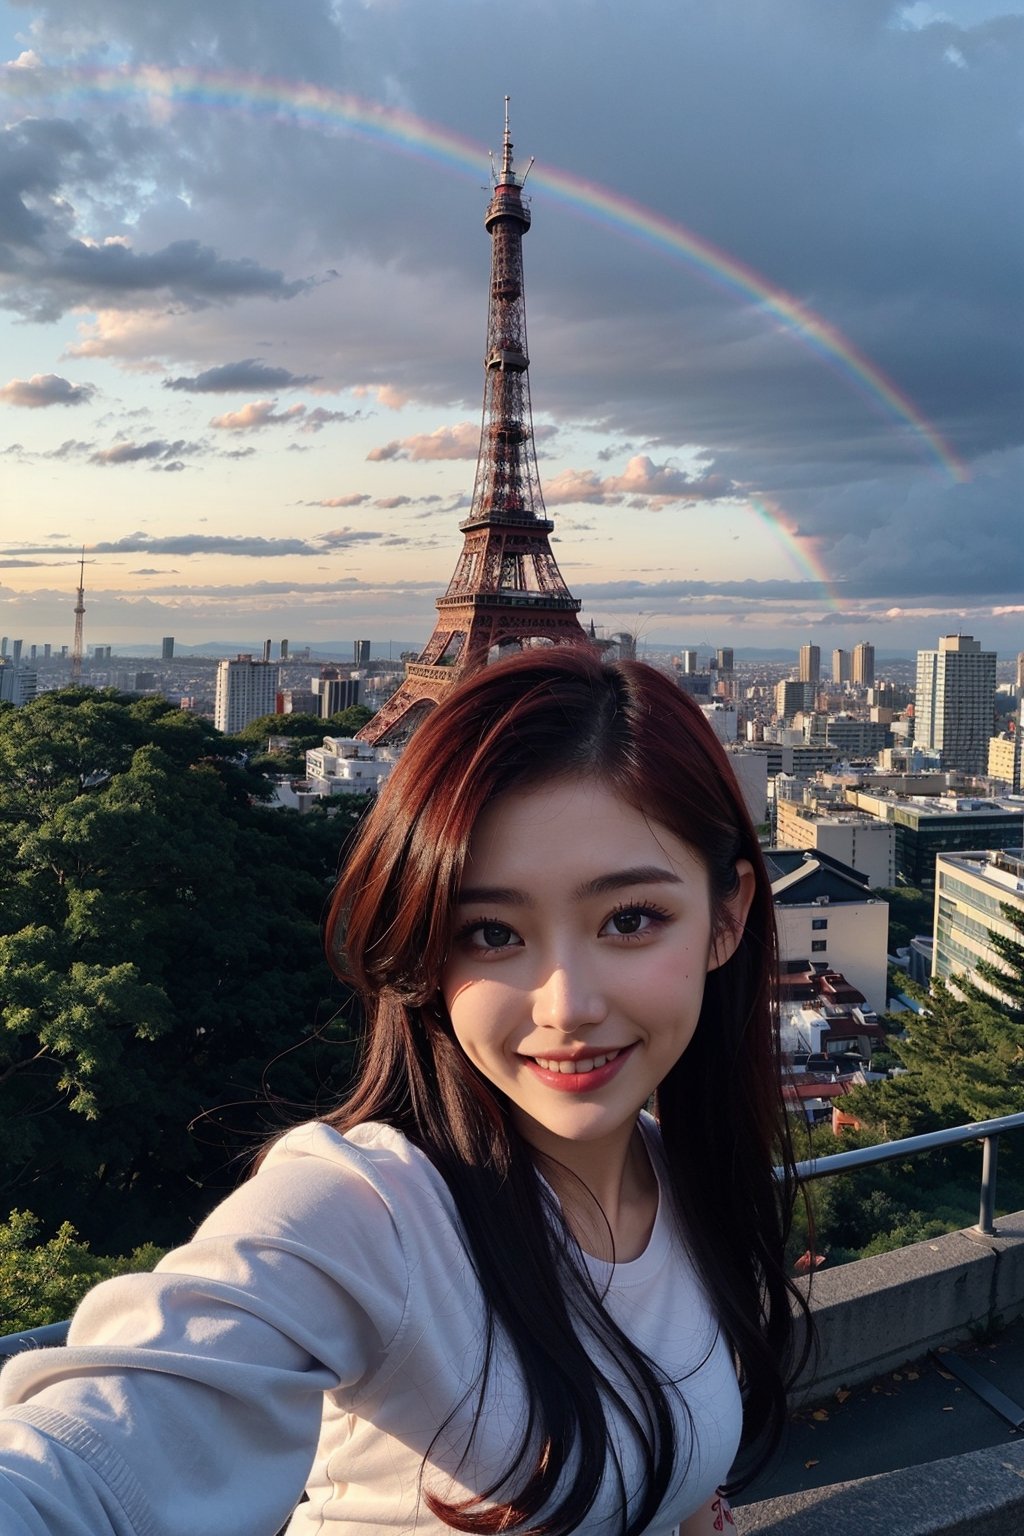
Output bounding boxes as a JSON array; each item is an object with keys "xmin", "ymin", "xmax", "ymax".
[
  {"xmin": 782, "ymin": 1108, "xmax": 1024, "ymax": 1238},
  {"xmin": 4, "ymin": 1111, "xmax": 1024, "ymax": 1361}
]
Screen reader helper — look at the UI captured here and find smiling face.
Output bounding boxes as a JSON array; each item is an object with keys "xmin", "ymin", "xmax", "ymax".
[{"xmin": 440, "ymin": 776, "xmax": 753, "ymax": 1177}]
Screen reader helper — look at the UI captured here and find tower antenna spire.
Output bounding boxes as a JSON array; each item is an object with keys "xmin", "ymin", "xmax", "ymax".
[
  {"xmin": 71, "ymin": 546, "xmax": 86, "ymax": 684},
  {"xmin": 360, "ymin": 104, "xmax": 590, "ymax": 746}
]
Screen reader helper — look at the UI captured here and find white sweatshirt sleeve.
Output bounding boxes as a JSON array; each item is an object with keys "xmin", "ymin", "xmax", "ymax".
[{"xmin": 0, "ymin": 1123, "xmax": 412, "ymax": 1536}]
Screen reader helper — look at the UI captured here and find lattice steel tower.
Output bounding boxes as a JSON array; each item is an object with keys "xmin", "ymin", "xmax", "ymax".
[{"xmin": 360, "ymin": 101, "xmax": 589, "ymax": 746}]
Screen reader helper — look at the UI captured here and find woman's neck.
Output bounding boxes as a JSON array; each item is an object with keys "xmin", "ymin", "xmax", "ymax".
[{"xmin": 528, "ymin": 1118, "xmax": 659, "ymax": 1263}]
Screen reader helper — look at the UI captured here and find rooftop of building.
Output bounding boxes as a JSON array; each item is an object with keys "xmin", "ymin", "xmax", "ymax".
[
  {"xmin": 764, "ymin": 849, "xmax": 883, "ymax": 907},
  {"xmin": 855, "ymin": 790, "xmax": 1024, "ymax": 820},
  {"xmin": 935, "ymin": 847, "xmax": 1024, "ymax": 892}
]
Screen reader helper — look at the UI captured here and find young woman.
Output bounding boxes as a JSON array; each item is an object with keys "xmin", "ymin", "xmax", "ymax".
[{"xmin": 0, "ymin": 647, "xmax": 809, "ymax": 1535}]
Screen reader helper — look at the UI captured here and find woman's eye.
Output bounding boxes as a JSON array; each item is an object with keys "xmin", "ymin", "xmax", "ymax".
[
  {"xmin": 469, "ymin": 921, "xmax": 519, "ymax": 950},
  {"xmin": 600, "ymin": 905, "xmax": 669, "ymax": 938}
]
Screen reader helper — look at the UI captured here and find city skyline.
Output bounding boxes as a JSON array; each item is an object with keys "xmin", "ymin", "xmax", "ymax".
[{"xmin": 1, "ymin": 0, "xmax": 1021, "ymax": 654}]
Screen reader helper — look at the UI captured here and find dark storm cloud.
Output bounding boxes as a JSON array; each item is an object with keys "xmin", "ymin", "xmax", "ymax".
[
  {"xmin": 164, "ymin": 359, "xmax": 320, "ymax": 393},
  {"xmin": 0, "ymin": 116, "xmax": 312, "ymax": 321},
  {"xmin": 574, "ymin": 577, "xmax": 838, "ymax": 604},
  {"xmin": 2, "ymin": 0, "xmax": 1020, "ymax": 622}
]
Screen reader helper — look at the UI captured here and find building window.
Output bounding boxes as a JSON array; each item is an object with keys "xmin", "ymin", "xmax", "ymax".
[
  {"xmin": 811, "ymin": 939, "xmax": 827, "ymax": 953},
  {"xmin": 811, "ymin": 918, "xmax": 828, "ymax": 930}
]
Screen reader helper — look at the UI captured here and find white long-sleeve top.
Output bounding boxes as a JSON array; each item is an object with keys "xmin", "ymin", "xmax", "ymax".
[{"xmin": 0, "ymin": 1119, "xmax": 742, "ymax": 1535}]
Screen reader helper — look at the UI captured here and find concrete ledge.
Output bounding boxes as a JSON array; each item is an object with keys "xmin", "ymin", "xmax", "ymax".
[
  {"xmin": 790, "ymin": 1208, "xmax": 1024, "ymax": 1404},
  {"xmin": 734, "ymin": 1440, "xmax": 1024, "ymax": 1536}
]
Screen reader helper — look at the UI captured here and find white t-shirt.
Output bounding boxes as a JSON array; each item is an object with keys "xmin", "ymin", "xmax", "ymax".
[{"xmin": 0, "ymin": 1118, "xmax": 742, "ymax": 1534}]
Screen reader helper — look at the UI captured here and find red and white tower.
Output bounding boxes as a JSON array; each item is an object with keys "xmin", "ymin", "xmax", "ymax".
[{"xmin": 360, "ymin": 101, "xmax": 590, "ymax": 746}]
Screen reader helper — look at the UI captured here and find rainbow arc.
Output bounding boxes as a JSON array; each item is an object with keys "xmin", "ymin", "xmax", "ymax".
[{"xmin": 2, "ymin": 63, "xmax": 969, "ymax": 485}]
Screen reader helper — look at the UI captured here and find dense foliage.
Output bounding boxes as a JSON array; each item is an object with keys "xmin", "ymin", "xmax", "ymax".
[
  {"xmin": 871, "ymin": 885, "xmax": 933, "ymax": 952},
  {"xmin": 229, "ymin": 704, "xmax": 373, "ymax": 776},
  {"xmin": 0, "ymin": 1209, "xmax": 164, "ymax": 1332},
  {"xmin": 0, "ymin": 690, "xmax": 368, "ymax": 1252}
]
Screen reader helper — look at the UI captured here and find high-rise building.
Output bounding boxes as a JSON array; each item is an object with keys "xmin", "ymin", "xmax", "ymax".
[
  {"xmin": 681, "ymin": 650, "xmax": 699, "ymax": 675},
  {"xmin": 775, "ymin": 679, "xmax": 809, "ymax": 719},
  {"xmin": 161, "ymin": 637, "xmax": 175, "ymax": 660},
  {"xmin": 716, "ymin": 647, "xmax": 734, "ymax": 674},
  {"xmin": 0, "ymin": 657, "xmax": 37, "ymax": 706},
  {"xmin": 313, "ymin": 667, "xmax": 361, "ymax": 718},
  {"xmin": 987, "ymin": 733, "xmax": 1021, "ymax": 793},
  {"xmin": 852, "ymin": 641, "xmax": 875, "ymax": 688},
  {"xmin": 934, "ymin": 850, "xmax": 1024, "ymax": 1000},
  {"xmin": 214, "ymin": 655, "xmax": 280, "ymax": 734},
  {"xmin": 913, "ymin": 633, "xmax": 997, "ymax": 775},
  {"xmin": 354, "ymin": 640, "xmax": 371, "ymax": 667},
  {"xmin": 798, "ymin": 644, "xmax": 821, "ymax": 684},
  {"xmin": 832, "ymin": 649, "xmax": 851, "ymax": 685}
]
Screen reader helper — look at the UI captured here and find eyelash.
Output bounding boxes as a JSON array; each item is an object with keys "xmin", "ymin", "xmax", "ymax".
[
  {"xmin": 605, "ymin": 900, "xmax": 672, "ymax": 941},
  {"xmin": 454, "ymin": 917, "xmax": 521, "ymax": 954},
  {"xmin": 454, "ymin": 900, "xmax": 673, "ymax": 954}
]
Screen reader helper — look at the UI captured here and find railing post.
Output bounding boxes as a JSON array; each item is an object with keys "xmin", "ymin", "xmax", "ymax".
[{"xmin": 977, "ymin": 1134, "xmax": 999, "ymax": 1236}]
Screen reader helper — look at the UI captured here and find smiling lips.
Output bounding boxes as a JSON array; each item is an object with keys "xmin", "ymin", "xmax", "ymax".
[{"xmin": 523, "ymin": 1044, "xmax": 635, "ymax": 1092}]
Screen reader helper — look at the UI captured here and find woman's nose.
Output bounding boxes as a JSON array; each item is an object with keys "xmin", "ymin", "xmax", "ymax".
[{"xmin": 532, "ymin": 960, "xmax": 607, "ymax": 1033}]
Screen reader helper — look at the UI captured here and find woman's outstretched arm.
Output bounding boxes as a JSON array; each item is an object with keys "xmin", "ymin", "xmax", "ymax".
[{"xmin": 0, "ymin": 1124, "xmax": 409, "ymax": 1535}]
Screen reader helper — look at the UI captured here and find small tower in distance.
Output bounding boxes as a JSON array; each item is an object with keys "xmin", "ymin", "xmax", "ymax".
[
  {"xmin": 71, "ymin": 547, "xmax": 86, "ymax": 684},
  {"xmin": 360, "ymin": 101, "xmax": 590, "ymax": 746}
]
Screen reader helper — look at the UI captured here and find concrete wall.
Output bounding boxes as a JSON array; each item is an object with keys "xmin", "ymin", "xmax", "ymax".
[
  {"xmin": 735, "ymin": 1442, "xmax": 1024, "ymax": 1536},
  {"xmin": 790, "ymin": 1209, "xmax": 1024, "ymax": 1404},
  {"xmin": 734, "ymin": 1211, "xmax": 1024, "ymax": 1535}
]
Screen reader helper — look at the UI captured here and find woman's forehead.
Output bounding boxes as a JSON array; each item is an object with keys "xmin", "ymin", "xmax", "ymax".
[{"xmin": 460, "ymin": 777, "xmax": 704, "ymax": 890}]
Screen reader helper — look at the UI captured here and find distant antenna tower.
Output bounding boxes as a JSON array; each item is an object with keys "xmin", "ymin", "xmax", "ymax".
[{"xmin": 71, "ymin": 547, "xmax": 85, "ymax": 683}]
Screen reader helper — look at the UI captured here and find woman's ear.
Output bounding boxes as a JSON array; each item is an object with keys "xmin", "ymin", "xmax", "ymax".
[{"xmin": 708, "ymin": 858, "xmax": 756, "ymax": 971}]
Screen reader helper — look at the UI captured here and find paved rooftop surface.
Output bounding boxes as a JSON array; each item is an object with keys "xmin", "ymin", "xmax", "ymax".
[{"xmin": 736, "ymin": 1313, "xmax": 1024, "ymax": 1506}]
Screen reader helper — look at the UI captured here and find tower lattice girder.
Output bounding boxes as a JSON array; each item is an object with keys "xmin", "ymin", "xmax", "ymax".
[{"xmin": 360, "ymin": 102, "xmax": 589, "ymax": 747}]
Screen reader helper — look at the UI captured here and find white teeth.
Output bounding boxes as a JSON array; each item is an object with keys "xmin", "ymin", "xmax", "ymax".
[{"xmin": 533, "ymin": 1049, "xmax": 621, "ymax": 1074}]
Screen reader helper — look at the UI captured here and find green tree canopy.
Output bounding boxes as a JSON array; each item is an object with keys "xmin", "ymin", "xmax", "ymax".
[
  {"xmin": 0, "ymin": 690, "xmax": 368, "ymax": 1251},
  {"xmin": 872, "ymin": 886, "xmax": 933, "ymax": 952}
]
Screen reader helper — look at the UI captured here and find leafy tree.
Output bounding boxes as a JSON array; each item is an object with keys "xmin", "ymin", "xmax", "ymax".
[
  {"xmin": 957, "ymin": 902, "xmax": 1024, "ymax": 1024},
  {"xmin": 0, "ymin": 690, "xmax": 368, "ymax": 1251},
  {"xmin": 872, "ymin": 886, "xmax": 933, "ymax": 952},
  {"xmin": 0, "ymin": 1209, "xmax": 164, "ymax": 1332}
]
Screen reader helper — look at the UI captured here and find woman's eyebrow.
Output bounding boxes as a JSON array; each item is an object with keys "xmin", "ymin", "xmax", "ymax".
[
  {"xmin": 575, "ymin": 866, "xmax": 684, "ymax": 899},
  {"xmin": 456, "ymin": 885, "xmax": 531, "ymax": 907}
]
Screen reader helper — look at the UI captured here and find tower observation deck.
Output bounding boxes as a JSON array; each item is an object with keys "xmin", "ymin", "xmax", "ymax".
[{"xmin": 359, "ymin": 101, "xmax": 590, "ymax": 746}]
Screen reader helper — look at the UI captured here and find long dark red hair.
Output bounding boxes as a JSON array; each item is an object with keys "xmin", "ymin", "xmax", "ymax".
[{"xmin": 323, "ymin": 647, "xmax": 810, "ymax": 1532}]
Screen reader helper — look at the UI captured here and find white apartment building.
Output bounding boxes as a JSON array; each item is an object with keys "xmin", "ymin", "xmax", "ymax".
[
  {"xmin": 214, "ymin": 655, "xmax": 280, "ymax": 734},
  {"xmin": 700, "ymin": 701, "xmax": 738, "ymax": 743},
  {"xmin": 767, "ymin": 849, "xmax": 889, "ymax": 1013},
  {"xmin": 914, "ymin": 633, "xmax": 996, "ymax": 775},
  {"xmin": 724, "ymin": 746, "xmax": 769, "ymax": 828},
  {"xmin": 933, "ymin": 848, "xmax": 1024, "ymax": 1003},
  {"xmin": 305, "ymin": 737, "xmax": 394, "ymax": 796}
]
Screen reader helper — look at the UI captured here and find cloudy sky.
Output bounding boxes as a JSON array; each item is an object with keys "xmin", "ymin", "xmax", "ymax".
[{"xmin": 1, "ymin": 0, "xmax": 1020, "ymax": 657}]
